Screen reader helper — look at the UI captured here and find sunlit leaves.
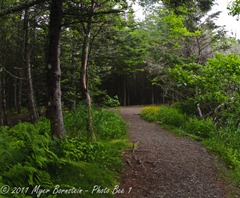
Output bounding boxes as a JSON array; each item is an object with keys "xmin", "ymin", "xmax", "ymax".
[
  {"xmin": 159, "ymin": 9, "xmax": 200, "ymax": 40},
  {"xmin": 228, "ymin": 0, "xmax": 240, "ymax": 18},
  {"xmin": 169, "ymin": 53, "xmax": 240, "ymax": 117}
]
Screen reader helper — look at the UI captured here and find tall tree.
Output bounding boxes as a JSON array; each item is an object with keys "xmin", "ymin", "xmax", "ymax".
[
  {"xmin": 0, "ymin": 70, "xmax": 8, "ymax": 125},
  {"xmin": 46, "ymin": 0, "xmax": 66, "ymax": 139},
  {"xmin": 61, "ymin": 0, "xmax": 128, "ymax": 138},
  {"xmin": 80, "ymin": 0, "xmax": 97, "ymax": 141},
  {"xmin": 0, "ymin": 72, "xmax": 4, "ymax": 126},
  {"xmin": 23, "ymin": 8, "xmax": 39, "ymax": 122}
]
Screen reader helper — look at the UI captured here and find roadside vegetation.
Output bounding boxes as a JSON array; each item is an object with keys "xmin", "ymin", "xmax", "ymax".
[
  {"xmin": 0, "ymin": 104, "xmax": 128, "ymax": 198},
  {"xmin": 141, "ymin": 105, "xmax": 240, "ymax": 185}
]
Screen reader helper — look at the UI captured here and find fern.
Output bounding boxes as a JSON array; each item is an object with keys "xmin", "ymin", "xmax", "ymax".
[
  {"xmin": 35, "ymin": 170, "xmax": 53, "ymax": 188},
  {"xmin": 0, "ymin": 108, "xmax": 128, "ymax": 198},
  {"xmin": 3, "ymin": 163, "xmax": 38, "ymax": 187}
]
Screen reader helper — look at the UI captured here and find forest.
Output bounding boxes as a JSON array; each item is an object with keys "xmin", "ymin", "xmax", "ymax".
[{"xmin": 1, "ymin": 0, "xmax": 240, "ymax": 197}]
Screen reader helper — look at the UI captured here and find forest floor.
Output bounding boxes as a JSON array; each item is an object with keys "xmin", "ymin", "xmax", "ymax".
[{"xmin": 115, "ymin": 106, "xmax": 240, "ymax": 198}]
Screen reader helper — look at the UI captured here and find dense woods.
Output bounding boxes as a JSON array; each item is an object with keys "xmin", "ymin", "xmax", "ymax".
[
  {"xmin": 1, "ymin": 0, "xmax": 239, "ymax": 132},
  {"xmin": 1, "ymin": 0, "xmax": 240, "ymax": 196}
]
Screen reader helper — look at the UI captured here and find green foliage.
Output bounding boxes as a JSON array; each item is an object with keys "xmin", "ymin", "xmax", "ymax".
[
  {"xmin": 174, "ymin": 100, "xmax": 197, "ymax": 115},
  {"xmin": 184, "ymin": 117, "xmax": 216, "ymax": 138},
  {"xmin": 102, "ymin": 95, "xmax": 120, "ymax": 107},
  {"xmin": 213, "ymin": 119, "xmax": 240, "ymax": 151},
  {"xmin": 140, "ymin": 106, "xmax": 160, "ymax": 122},
  {"xmin": 203, "ymin": 139, "xmax": 240, "ymax": 184},
  {"xmin": 161, "ymin": 0, "xmax": 214, "ymax": 12},
  {"xmin": 160, "ymin": 9, "xmax": 201, "ymax": 40},
  {"xmin": 141, "ymin": 106, "xmax": 187, "ymax": 128},
  {"xmin": 93, "ymin": 108, "xmax": 127, "ymax": 140},
  {"xmin": 228, "ymin": 0, "xmax": 240, "ymax": 17},
  {"xmin": 141, "ymin": 105, "xmax": 240, "ymax": 184},
  {"xmin": 205, "ymin": 121, "xmax": 240, "ymax": 185},
  {"xmin": 169, "ymin": 63, "xmax": 202, "ymax": 87},
  {"xmin": 64, "ymin": 105, "xmax": 88, "ymax": 137},
  {"xmin": 0, "ymin": 108, "xmax": 128, "ymax": 198},
  {"xmin": 169, "ymin": 54, "xmax": 240, "ymax": 125},
  {"xmin": 158, "ymin": 106, "xmax": 187, "ymax": 128},
  {"xmin": 93, "ymin": 92, "xmax": 120, "ymax": 107},
  {"xmin": 0, "ymin": 119, "xmax": 56, "ymax": 196},
  {"xmin": 64, "ymin": 104, "xmax": 127, "ymax": 139}
]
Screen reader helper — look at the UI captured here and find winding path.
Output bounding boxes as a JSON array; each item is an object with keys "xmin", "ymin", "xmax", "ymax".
[{"xmin": 115, "ymin": 106, "xmax": 237, "ymax": 198}]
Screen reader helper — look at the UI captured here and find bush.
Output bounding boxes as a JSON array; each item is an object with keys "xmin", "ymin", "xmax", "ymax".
[
  {"xmin": 184, "ymin": 117, "xmax": 216, "ymax": 138},
  {"xmin": 141, "ymin": 106, "xmax": 186, "ymax": 127},
  {"xmin": 103, "ymin": 95, "xmax": 120, "ymax": 107},
  {"xmin": 158, "ymin": 106, "xmax": 186, "ymax": 128},
  {"xmin": 140, "ymin": 106, "xmax": 160, "ymax": 122},
  {"xmin": 93, "ymin": 91, "xmax": 120, "ymax": 107},
  {"xmin": 174, "ymin": 100, "xmax": 197, "ymax": 115}
]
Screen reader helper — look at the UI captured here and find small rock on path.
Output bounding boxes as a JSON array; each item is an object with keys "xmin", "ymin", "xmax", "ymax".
[{"xmin": 115, "ymin": 106, "xmax": 236, "ymax": 198}]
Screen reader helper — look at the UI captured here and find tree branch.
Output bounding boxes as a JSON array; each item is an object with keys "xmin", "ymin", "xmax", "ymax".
[
  {"xmin": 64, "ymin": 9, "xmax": 125, "ymax": 18},
  {"xmin": 0, "ymin": 0, "xmax": 49, "ymax": 17}
]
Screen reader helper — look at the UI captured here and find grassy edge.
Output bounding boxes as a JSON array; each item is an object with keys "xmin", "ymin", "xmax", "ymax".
[{"xmin": 140, "ymin": 106, "xmax": 240, "ymax": 197}]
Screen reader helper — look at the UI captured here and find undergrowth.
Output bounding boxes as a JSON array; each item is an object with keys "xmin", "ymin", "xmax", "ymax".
[
  {"xmin": 141, "ymin": 106, "xmax": 240, "ymax": 185},
  {"xmin": 0, "ymin": 105, "xmax": 128, "ymax": 198}
]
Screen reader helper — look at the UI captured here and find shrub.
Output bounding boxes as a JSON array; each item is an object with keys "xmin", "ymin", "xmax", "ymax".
[
  {"xmin": 93, "ymin": 91, "xmax": 120, "ymax": 107},
  {"xmin": 158, "ymin": 106, "xmax": 186, "ymax": 128},
  {"xmin": 184, "ymin": 117, "xmax": 216, "ymax": 138},
  {"xmin": 103, "ymin": 95, "xmax": 120, "ymax": 107},
  {"xmin": 140, "ymin": 106, "xmax": 160, "ymax": 122},
  {"xmin": 174, "ymin": 100, "xmax": 197, "ymax": 115}
]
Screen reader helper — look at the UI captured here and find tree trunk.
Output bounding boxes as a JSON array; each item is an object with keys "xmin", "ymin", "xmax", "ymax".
[
  {"xmin": 17, "ymin": 69, "xmax": 23, "ymax": 114},
  {"xmin": 151, "ymin": 85, "xmax": 155, "ymax": 104},
  {"xmin": 13, "ymin": 78, "xmax": 18, "ymax": 112},
  {"xmin": 1, "ymin": 71, "xmax": 8, "ymax": 125},
  {"xmin": 71, "ymin": 48, "xmax": 77, "ymax": 111},
  {"xmin": 162, "ymin": 90, "xmax": 166, "ymax": 104},
  {"xmin": 23, "ymin": 9, "xmax": 39, "ymax": 122},
  {"xmin": 71, "ymin": 68, "xmax": 77, "ymax": 111},
  {"xmin": 123, "ymin": 75, "xmax": 127, "ymax": 106},
  {"xmin": 46, "ymin": 0, "xmax": 66, "ymax": 139},
  {"xmin": 195, "ymin": 86, "xmax": 203, "ymax": 118},
  {"xmin": 0, "ymin": 72, "xmax": 3, "ymax": 126},
  {"xmin": 81, "ymin": 0, "xmax": 98, "ymax": 141}
]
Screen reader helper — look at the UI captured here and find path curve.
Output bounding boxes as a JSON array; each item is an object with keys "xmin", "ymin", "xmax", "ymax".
[{"xmin": 116, "ymin": 106, "xmax": 234, "ymax": 198}]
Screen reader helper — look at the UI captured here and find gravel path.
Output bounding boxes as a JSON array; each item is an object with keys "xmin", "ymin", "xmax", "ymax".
[{"xmin": 115, "ymin": 106, "xmax": 237, "ymax": 198}]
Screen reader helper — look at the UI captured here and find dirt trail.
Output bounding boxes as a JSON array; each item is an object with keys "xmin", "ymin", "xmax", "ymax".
[{"xmin": 115, "ymin": 106, "xmax": 236, "ymax": 198}]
